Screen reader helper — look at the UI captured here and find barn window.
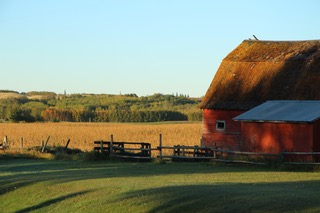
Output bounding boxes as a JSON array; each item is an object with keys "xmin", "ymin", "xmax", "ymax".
[{"xmin": 216, "ymin": 120, "xmax": 226, "ymax": 130}]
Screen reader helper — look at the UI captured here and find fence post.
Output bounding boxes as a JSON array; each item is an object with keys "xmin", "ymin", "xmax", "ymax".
[
  {"xmin": 159, "ymin": 134, "xmax": 162, "ymax": 159},
  {"xmin": 175, "ymin": 145, "xmax": 180, "ymax": 156},
  {"xmin": 194, "ymin": 145, "xmax": 198, "ymax": 157},
  {"xmin": 100, "ymin": 141, "xmax": 103, "ymax": 153},
  {"xmin": 20, "ymin": 137, "xmax": 24, "ymax": 149},
  {"xmin": 213, "ymin": 143, "xmax": 217, "ymax": 158},
  {"xmin": 110, "ymin": 134, "xmax": 114, "ymax": 156},
  {"xmin": 65, "ymin": 139, "xmax": 71, "ymax": 150},
  {"xmin": 41, "ymin": 136, "xmax": 50, "ymax": 153},
  {"xmin": 3, "ymin": 136, "xmax": 8, "ymax": 148}
]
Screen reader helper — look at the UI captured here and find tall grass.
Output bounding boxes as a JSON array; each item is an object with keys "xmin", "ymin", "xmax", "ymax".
[{"xmin": 0, "ymin": 122, "xmax": 202, "ymax": 154}]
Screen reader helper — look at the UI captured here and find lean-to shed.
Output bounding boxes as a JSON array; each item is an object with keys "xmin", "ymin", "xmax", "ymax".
[
  {"xmin": 234, "ymin": 101, "xmax": 320, "ymax": 154},
  {"xmin": 199, "ymin": 39, "xmax": 320, "ymax": 150}
]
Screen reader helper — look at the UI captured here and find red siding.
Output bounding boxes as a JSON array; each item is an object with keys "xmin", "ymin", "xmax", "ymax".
[
  {"xmin": 202, "ymin": 109, "xmax": 244, "ymax": 150},
  {"xmin": 313, "ymin": 120, "xmax": 320, "ymax": 152},
  {"xmin": 312, "ymin": 120, "xmax": 320, "ymax": 161},
  {"xmin": 240, "ymin": 122, "xmax": 314, "ymax": 154},
  {"xmin": 202, "ymin": 109, "xmax": 320, "ymax": 162}
]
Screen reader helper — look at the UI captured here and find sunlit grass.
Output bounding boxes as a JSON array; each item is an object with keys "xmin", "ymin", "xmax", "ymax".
[{"xmin": 1, "ymin": 159, "xmax": 320, "ymax": 212}]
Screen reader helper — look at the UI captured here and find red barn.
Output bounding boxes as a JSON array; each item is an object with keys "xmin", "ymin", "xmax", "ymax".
[
  {"xmin": 199, "ymin": 39, "xmax": 320, "ymax": 151},
  {"xmin": 234, "ymin": 100, "xmax": 320, "ymax": 154}
]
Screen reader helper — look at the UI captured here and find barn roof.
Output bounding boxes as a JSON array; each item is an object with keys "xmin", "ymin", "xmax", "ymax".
[
  {"xmin": 233, "ymin": 100, "xmax": 320, "ymax": 123},
  {"xmin": 199, "ymin": 40, "xmax": 320, "ymax": 110}
]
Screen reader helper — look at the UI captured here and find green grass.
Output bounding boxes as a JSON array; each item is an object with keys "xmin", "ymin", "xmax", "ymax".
[{"xmin": 1, "ymin": 159, "xmax": 320, "ymax": 213}]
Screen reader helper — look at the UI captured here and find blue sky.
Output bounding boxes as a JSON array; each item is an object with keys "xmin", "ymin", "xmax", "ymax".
[{"xmin": 1, "ymin": 0, "xmax": 319, "ymax": 97}]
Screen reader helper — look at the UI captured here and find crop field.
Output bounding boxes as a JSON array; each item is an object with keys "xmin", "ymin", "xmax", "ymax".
[{"xmin": 0, "ymin": 122, "xmax": 202, "ymax": 155}]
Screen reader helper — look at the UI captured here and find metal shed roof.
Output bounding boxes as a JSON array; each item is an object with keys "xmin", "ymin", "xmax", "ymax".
[{"xmin": 233, "ymin": 100, "xmax": 320, "ymax": 123}]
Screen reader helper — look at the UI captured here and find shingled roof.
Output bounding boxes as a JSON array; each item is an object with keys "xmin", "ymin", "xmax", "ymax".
[{"xmin": 199, "ymin": 40, "xmax": 320, "ymax": 110}]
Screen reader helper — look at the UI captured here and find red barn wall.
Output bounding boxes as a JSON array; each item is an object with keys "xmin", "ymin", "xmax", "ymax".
[
  {"xmin": 240, "ymin": 122, "xmax": 314, "ymax": 154},
  {"xmin": 313, "ymin": 120, "xmax": 320, "ymax": 151},
  {"xmin": 202, "ymin": 109, "xmax": 244, "ymax": 150}
]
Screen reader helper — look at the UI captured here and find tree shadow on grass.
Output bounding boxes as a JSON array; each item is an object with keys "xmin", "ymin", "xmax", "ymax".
[
  {"xmin": 0, "ymin": 158, "xmax": 317, "ymax": 207},
  {"xmin": 15, "ymin": 190, "xmax": 93, "ymax": 213},
  {"xmin": 0, "ymin": 160, "xmax": 114, "ymax": 196},
  {"xmin": 0, "ymin": 159, "xmax": 270, "ymax": 196},
  {"xmin": 117, "ymin": 180, "xmax": 320, "ymax": 213}
]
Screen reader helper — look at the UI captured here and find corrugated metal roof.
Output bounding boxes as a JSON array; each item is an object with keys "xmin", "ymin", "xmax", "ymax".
[{"xmin": 233, "ymin": 100, "xmax": 320, "ymax": 123}]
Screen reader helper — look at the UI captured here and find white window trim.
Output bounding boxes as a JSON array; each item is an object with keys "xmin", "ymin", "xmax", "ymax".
[{"xmin": 216, "ymin": 120, "xmax": 226, "ymax": 131}]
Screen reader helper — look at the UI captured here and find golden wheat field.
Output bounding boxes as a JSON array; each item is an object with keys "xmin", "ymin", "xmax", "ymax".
[{"xmin": 0, "ymin": 122, "xmax": 202, "ymax": 154}]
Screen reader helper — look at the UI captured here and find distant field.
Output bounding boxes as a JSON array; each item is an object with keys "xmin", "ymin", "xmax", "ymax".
[
  {"xmin": 0, "ymin": 92, "xmax": 23, "ymax": 99},
  {"xmin": 0, "ymin": 122, "xmax": 202, "ymax": 153},
  {"xmin": 0, "ymin": 92, "xmax": 48, "ymax": 100}
]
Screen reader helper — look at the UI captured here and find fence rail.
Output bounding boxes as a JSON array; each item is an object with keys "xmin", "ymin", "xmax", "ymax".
[
  {"xmin": 94, "ymin": 134, "xmax": 320, "ymax": 165},
  {"xmin": 93, "ymin": 134, "xmax": 320, "ymax": 165},
  {"xmin": 3, "ymin": 134, "xmax": 318, "ymax": 165},
  {"xmin": 93, "ymin": 135, "xmax": 152, "ymax": 159}
]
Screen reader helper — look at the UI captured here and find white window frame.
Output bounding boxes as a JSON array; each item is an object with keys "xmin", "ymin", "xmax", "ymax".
[{"xmin": 216, "ymin": 120, "xmax": 226, "ymax": 131}]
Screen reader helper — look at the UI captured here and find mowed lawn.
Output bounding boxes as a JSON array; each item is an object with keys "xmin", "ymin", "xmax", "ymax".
[{"xmin": 1, "ymin": 159, "xmax": 320, "ymax": 213}]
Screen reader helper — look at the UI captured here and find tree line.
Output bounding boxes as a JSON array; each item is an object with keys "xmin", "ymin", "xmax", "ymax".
[{"xmin": 0, "ymin": 92, "xmax": 202, "ymax": 122}]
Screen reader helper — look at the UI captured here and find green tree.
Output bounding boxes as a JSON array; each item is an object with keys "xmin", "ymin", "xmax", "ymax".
[
  {"xmin": 10, "ymin": 108, "xmax": 35, "ymax": 122},
  {"xmin": 22, "ymin": 101, "xmax": 47, "ymax": 121}
]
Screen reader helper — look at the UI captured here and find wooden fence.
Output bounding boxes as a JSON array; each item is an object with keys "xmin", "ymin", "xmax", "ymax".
[
  {"xmin": 0, "ymin": 135, "xmax": 72, "ymax": 153},
  {"xmin": 94, "ymin": 135, "xmax": 153, "ymax": 160},
  {"xmin": 93, "ymin": 134, "xmax": 320, "ymax": 165},
  {"xmin": 2, "ymin": 134, "xmax": 320, "ymax": 165}
]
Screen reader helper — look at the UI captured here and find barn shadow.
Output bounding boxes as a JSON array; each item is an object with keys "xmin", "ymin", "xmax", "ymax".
[{"xmin": 116, "ymin": 180, "xmax": 320, "ymax": 212}]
